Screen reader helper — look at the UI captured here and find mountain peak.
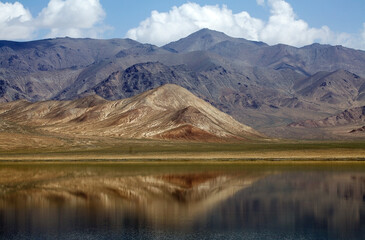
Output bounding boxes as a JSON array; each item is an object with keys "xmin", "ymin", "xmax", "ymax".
[
  {"xmin": 189, "ymin": 28, "xmax": 230, "ymax": 38},
  {"xmin": 163, "ymin": 28, "xmax": 233, "ymax": 53},
  {"xmin": 129, "ymin": 84, "xmax": 203, "ymax": 111},
  {"xmin": 163, "ymin": 28, "xmax": 267, "ymax": 53},
  {"xmin": 142, "ymin": 83, "xmax": 190, "ymax": 97},
  {"xmin": 153, "ymin": 83, "xmax": 187, "ymax": 92}
]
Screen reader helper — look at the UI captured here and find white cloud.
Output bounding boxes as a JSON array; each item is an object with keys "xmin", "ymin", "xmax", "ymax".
[
  {"xmin": 347, "ymin": 23, "xmax": 365, "ymax": 50},
  {"xmin": 0, "ymin": 2, "xmax": 34, "ymax": 40},
  {"xmin": 126, "ymin": 0, "xmax": 365, "ymax": 50},
  {"xmin": 126, "ymin": 3, "xmax": 264, "ymax": 46},
  {"xmin": 37, "ymin": 0, "xmax": 106, "ymax": 38},
  {"xmin": 0, "ymin": 0, "xmax": 106, "ymax": 40},
  {"xmin": 259, "ymin": 0, "xmax": 332, "ymax": 46},
  {"xmin": 256, "ymin": 0, "xmax": 265, "ymax": 6}
]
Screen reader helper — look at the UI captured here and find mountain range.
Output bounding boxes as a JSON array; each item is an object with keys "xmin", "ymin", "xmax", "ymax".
[{"xmin": 1, "ymin": 28, "xmax": 365, "ymax": 139}]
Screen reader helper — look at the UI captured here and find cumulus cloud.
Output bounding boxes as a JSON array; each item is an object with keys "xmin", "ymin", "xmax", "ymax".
[
  {"xmin": 0, "ymin": 2, "xmax": 34, "ymax": 40},
  {"xmin": 126, "ymin": 3, "xmax": 264, "ymax": 46},
  {"xmin": 0, "ymin": 0, "xmax": 106, "ymax": 40},
  {"xmin": 259, "ymin": 0, "xmax": 331, "ymax": 46},
  {"xmin": 37, "ymin": 0, "xmax": 106, "ymax": 38},
  {"xmin": 126, "ymin": 0, "xmax": 364, "ymax": 50}
]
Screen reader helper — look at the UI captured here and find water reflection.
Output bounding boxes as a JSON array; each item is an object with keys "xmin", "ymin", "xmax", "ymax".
[
  {"xmin": 204, "ymin": 171, "xmax": 365, "ymax": 239},
  {"xmin": 0, "ymin": 163, "xmax": 364, "ymax": 239}
]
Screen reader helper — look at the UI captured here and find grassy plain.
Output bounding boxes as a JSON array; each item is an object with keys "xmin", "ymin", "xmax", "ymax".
[{"xmin": 0, "ymin": 134, "xmax": 364, "ymax": 162}]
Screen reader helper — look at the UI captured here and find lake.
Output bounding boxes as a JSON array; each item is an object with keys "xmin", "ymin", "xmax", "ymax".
[{"xmin": 0, "ymin": 162, "xmax": 364, "ymax": 240}]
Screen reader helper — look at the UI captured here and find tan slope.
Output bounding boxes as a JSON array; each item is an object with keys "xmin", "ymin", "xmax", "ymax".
[{"xmin": 0, "ymin": 84, "xmax": 264, "ymax": 141}]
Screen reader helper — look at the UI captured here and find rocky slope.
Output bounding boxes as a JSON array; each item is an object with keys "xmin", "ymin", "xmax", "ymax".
[
  {"xmin": 294, "ymin": 70, "xmax": 365, "ymax": 108},
  {"xmin": 0, "ymin": 84, "xmax": 264, "ymax": 141},
  {"xmin": 0, "ymin": 29, "xmax": 364, "ymax": 138},
  {"xmin": 289, "ymin": 106, "xmax": 365, "ymax": 128},
  {"xmin": 276, "ymin": 106, "xmax": 365, "ymax": 139},
  {"xmin": 350, "ymin": 126, "xmax": 365, "ymax": 133}
]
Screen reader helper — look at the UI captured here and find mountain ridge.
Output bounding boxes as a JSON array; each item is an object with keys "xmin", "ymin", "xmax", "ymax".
[{"xmin": 0, "ymin": 28, "xmax": 364, "ymax": 139}]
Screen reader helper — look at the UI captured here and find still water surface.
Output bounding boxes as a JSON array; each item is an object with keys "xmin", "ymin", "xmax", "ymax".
[{"xmin": 0, "ymin": 162, "xmax": 364, "ymax": 239}]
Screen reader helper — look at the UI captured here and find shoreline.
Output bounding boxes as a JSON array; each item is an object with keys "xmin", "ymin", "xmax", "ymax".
[
  {"xmin": 1, "ymin": 151, "xmax": 364, "ymax": 162},
  {"xmin": 1, "ymin": 158, "xmax": 365, "ymax": 164},
  {"xmin": 0, "ymin": 139, "xmax": 364, "ymax": 163}
]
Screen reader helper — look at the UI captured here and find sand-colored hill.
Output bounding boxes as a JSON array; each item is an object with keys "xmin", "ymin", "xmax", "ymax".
[{"xmin": 0, "ymin": 84, "xmax": 263, "ymax": 142}]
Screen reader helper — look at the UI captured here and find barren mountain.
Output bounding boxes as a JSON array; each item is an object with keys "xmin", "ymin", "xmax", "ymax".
[
  {"xmin": 80, "ymin": 62, "xmax": 211, "ymax": 100},
  {"xmin": 289, "ymin": 106, "xmax": 365, "ymax": 128},
  {"xmin": 0, "ymin": 37, "xmax": 141, "ymax": 102},
  {"xmin": 163, "ymin": 29, "xmax": 365, "ymax": 76},
  {"xmin": 294, "ymin": 70, "xmax": 365, "ymax": 108},
  {"xmin": 276, "ymin": 106, "xmax": 365, "ymax": 139},
  {"xmin": 0, "ymin": 29, "xmax": 365, "ymax": 139},
  {"xmin": 0, "ymin": 84, "xmax": 263, "ymax": 141}
]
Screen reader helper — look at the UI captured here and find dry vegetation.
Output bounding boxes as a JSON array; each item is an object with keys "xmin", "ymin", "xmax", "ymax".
[{"xmin": 0, "ymin": 128, "xmax": 364, "ymax": 162}]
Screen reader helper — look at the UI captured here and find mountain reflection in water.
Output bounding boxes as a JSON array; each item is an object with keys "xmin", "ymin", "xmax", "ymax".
[{"xmin": 0, "ymin": 163, "xmax": 364, "ymax": 240}]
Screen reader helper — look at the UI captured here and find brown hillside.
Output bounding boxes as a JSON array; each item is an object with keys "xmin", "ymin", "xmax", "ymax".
[{"xmin": 0, "ymin": 84, "xmax": 264, "ymax": 142}]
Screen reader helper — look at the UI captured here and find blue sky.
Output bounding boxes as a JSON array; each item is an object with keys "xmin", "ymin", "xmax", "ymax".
[{"xmin": 1, "ymin": 0, "xmax": 364, "ymax": 49}]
